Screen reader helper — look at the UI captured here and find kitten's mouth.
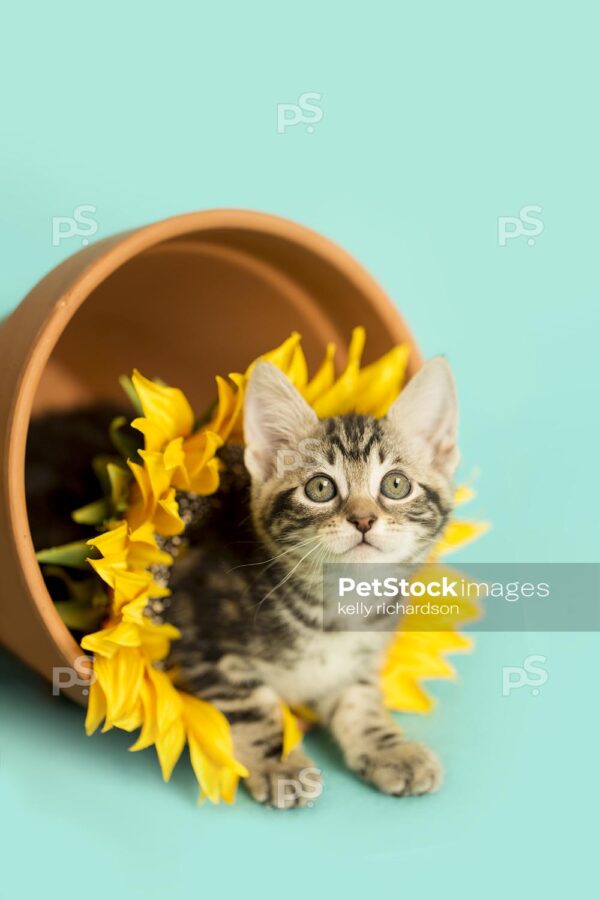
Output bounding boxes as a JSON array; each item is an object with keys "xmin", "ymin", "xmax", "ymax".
[
  {"xmin": 322, "ymin": 534, "xmax": 382, "ymax": 557},
  {"xmin": 343, "ymin": 538, "xmax": 380, "ymax": 555}
]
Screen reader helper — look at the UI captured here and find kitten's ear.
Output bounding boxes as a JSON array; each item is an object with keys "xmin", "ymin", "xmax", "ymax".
[
  {"xmin": 244, "ymin": 361, "xmax": 318, "ymax": 479},
  {"xmin": 386, "ymin": 358, "xmax": 459, "ymax": 478}
]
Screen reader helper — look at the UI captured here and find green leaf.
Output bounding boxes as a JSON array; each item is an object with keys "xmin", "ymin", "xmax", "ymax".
[
  {"xmin": 107, "ymin": 461, "xmax": 131, "ymax": 510},
  {"xmin": 72, "ymin": 498, "xmax": 111, "ymax": 526},
  {"xmin": 43, "ymin": 566, "xmax": 109, "ymax": 633},
  {"xmin": 194, "ymin": 399, "xmax": 217, "ymax": 431},
  {"xmin": 91, "ymin": 582, "xmax": 110, "ymax": 610},
  {"xmin": 119, "ymin": 374, "xmax": 143, "ymax": 416},
  {"xmin": 42, "ymin": 565, "xmax": 94, "ymax": 604},
  {"xmin": 91, "ymin": 455, "xmax": 131, "ymax": 507},
  {"xmin": 54, "ymin": 600, "xmax": 107, "ymax": 632},
  {"xmin": 109, "ymin": 416, "xmax": 142, "ymax": 461},
  {"xmin": 36, "ymin": 540, "xmax": 98, "ymax": 570},
  {"xmin": 92, "ymin": 454, "xmax": 121, "ymax": 496}
]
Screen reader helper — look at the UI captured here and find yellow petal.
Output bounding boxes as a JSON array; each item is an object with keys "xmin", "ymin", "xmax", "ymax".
[
  {"xmin": 432, "ymin": 630, "xmax": 473, "ymax": 652},
  {"xmin": 207, "ymin": 375, "xmax": 245, "ymax": 444},
  {"xmin": 287, "ymin": 343, "xmax": 309, "ymax": 388},
  {"xmin": 312, "ymin": 327, "xmax": 365, "ymax": 417},
  {"xmin": 87, "ymin": 521, "xmax": 129, "ymax": 556},
  {"xmin": 187, "ymin": 731, "xmax": 223, "ymax": 804},
  {"xmin": 153, "ymin": 488, "xmax": 185, "ymax": 536},
  {"xmin": 129, "ymin": 676, "xmax": 158, "ymax": 752},
  {"xmin": 382, "ymin": 675, "xmax": 436, "ymax": 714},
  {"xmin": 84, "ymin": 678, "xmax": 106, "ymax": 735},
  {"xmin": 88, "ymin": 562, "xmax": 152, "ymax": 603},
  {"xmin": 219, "ymin": 768, "xmax": 241, "ymax": 805},
  {"xmin": 127, "ymin": 539, "xmax": 172, "ymax": 571},
  {"xmin": 454, "ymin": 484, "xmax": 475, "ymax": 506},
  {"xmin": 128, "ymin": 521, "xmax": 158, "ymax": 545},
  {"xmin": 131, "ymin": 416, "xmax": 168, "ymax": 453},
  {"xmin": 254, "ymin": 332, "xmax": 303, "ymax": 376},
  {"xmin": 291, "ymin": 704, "xmax": 319, "ymax": 724},
  {"xmin": 182, "ymin": 694, "xmax": 248, "ymax": 777},
  {"xmin": 383, "ymin": 638, "xmax": 457, "ymax": 679},
  {"xmin": 303, "ymin": 343, "xmax": 336, "ymax": 404},
  {"xmin": 126, "ymin": 461, "xmax": 154, "ymax": 530},
  {"xmin": 120, "ymin": 596, "xmax": 152, "ymax": 626},
  {"xmin": 183, "ymin": 428, "xmax": 222, "ymax": 457},
  {"xmin": 132, "ymin": 370, "xmax": 194, "ymax": 444},
  {"xmin": 146, "ymin": 665, "xmax": 183, "ymax": 736},
  {"xmin": 138, "ymin": 450, "xmax": 172, "ymax": 502},
  {"xmin": 173, "ymin": 430, "xmax": 223, "ymax": 494},
  {"xmin": 346, "ymin": 325, "xmax": 367, "ymax": 365},
  {"xmin": 95, "ymin": 648, "xmax": 145, "ymax": 726},
  {"xmin": 81, "ymin": 621, "xmax": 141, "ymax": 658},
  {"xmin": 186, "ymin": 458, "xmax": 221, "ymax": 495},
  {"xmin": 86, "ymin": 553, "xmax": 126, "ymax": 588},
  {"xmin": 163, "ymin": 437, "xmax": 186, "ymax": 473},
  {"xmin": 155, "ymin": 717, "xmax": 186, "ymax": 782},
  {"xmin": 281, "ymin": 702, "xmax": 303, "ymax": 759},
  {"xmin": 434, "ymin": 520, "xmax": 490, "ymax": 556},
  {"xmin": 138, "ymin": 621, "xmax": 181, "ymax": 662},
  {"xmin": 354, "ymin": 344, "xmax": 410, "ymax": 417},
  {"xmin": 109, "ymin": 699, "xmax": 144, "ymax": 732},
  {"xmin": 221, "ymin": 379, "xmax": 248, "ymax": 443}
]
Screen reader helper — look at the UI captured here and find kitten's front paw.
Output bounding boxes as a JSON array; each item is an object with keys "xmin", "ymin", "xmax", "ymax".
[
  {"xmin": 353, "ymin": 741, "xmax": 442, "ymax": 797},
  {"xmin": 245, "ymin": 749, "xmax": 322, "ymax": 809}
]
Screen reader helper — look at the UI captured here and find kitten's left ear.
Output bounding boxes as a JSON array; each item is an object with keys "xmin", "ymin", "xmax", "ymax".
[
  {"xmin": 386, "ymin": 357, "xmax": 459, "ymax": 478},
  {"xmin": 244, "ymin": 361, "xmax": 318, "ymax": 479}
]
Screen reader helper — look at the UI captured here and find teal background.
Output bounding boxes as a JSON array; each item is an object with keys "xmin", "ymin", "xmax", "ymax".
[{"xmin": 1, "ymin": 2, "xmax": 598, "ymax": 898}]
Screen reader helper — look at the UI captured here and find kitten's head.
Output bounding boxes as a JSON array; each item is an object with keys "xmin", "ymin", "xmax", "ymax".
[{"xmin": 244, "ymin": 358, "xmax": 459, "ymax": 566}]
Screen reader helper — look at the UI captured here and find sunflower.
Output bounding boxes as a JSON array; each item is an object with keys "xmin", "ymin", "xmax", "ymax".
[{"xmin": 42, "ymin": 328, "xmax": 487, "ymax": 803}]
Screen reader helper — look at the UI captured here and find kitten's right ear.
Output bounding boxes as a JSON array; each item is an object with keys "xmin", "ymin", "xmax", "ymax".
[
  {"xmin": 244, "ymin": 361, "xmax": 318, "ymax": 480},
  {"xmin": 386, "ymin": 357, "xmax": 459, "ymax": 478}
]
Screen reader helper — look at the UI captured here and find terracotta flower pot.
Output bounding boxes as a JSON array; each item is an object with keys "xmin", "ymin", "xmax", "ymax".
[{"xmin": 0, "ymin": 209, "xmax": 421, "ymax": 705}]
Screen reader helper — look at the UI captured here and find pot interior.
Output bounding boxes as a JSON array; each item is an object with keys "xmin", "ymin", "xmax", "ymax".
[{"xmin": 31, "ymin": 229, "xmax": 400, "ymax": 416}]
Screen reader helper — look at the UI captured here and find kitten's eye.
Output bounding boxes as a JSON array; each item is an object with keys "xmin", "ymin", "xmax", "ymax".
[
  {"xmin": 304, "ymin": 475, "xmax": 337, "ymax": 503},
  {"xmin": 380, "ymin": 471, "xmax": 411, "ymax": 500}
]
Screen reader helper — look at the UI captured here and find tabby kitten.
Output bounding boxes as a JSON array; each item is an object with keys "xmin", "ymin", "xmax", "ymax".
[{"xmin": 166, "ymin": 357, "xmax": 459, "ymax": 807}]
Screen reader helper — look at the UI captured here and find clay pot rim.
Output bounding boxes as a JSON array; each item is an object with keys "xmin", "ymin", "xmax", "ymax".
[{"xmin": 5, "ymin": 208, "xmax": 422, "ymax": 686}]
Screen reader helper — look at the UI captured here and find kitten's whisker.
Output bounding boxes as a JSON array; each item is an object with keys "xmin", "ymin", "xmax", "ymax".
[
  {"xmin": 304, "ymin": 544, "xmax": 327, "ymax": 605},
  {"xmin": 227, "ymin": 536, "xmax": 318, "ymax": 574},
  {"xmin": 253, "ymin": 542, "xmax": 321, "ymax": 620},
  {"xmin": 251, "ymin": 538, "xmax": 321, "ymax": 582}
]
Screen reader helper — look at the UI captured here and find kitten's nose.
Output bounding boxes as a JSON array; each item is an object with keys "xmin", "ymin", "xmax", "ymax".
[{"xmin": 348, "ymin": 514, "xmax": 377, "ymax": 534}]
